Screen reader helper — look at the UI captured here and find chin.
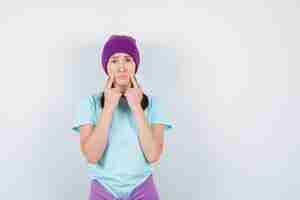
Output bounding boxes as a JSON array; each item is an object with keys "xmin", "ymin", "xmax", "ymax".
[{"xmin": 116, "ymin": 79, "xmax": 130, "ymax": 86}]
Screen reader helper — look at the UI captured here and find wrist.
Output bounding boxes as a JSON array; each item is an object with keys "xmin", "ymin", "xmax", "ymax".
[
  {"xmin": 131, "ymin": 105, "xmax": 143, "ymax": 113},
  {"xmin": 103, "ymin": 106, "xmax": 114, "ymax": 114}
]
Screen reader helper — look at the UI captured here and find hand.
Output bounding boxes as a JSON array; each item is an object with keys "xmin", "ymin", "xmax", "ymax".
[
  {"xmin": 124, "ymin": 75, "xmax": 143, "ymax": 111},
  {"xmin": 103, "ymin": 74, "xmax": 122, "ymax": 111}
]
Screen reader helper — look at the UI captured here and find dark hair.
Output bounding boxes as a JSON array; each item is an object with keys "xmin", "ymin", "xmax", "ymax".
[{"xmin": 99, "ymin": 81, "xmax": 149, "ymax": 110}]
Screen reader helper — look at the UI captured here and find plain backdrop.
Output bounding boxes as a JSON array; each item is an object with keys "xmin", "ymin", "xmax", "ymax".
[{"xmin": 0, "ymin": 1, "xmax": 299, "ymax": 200}]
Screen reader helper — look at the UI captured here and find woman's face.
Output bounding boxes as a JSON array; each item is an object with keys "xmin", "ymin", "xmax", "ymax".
[{"xmin": 107, "ymin": 52, "xmax": 136, "ymax": 87}]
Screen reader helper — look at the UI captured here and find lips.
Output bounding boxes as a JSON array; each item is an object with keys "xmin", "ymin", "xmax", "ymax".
[{"xmin": 118, "ymin": 75, "xmax": 128, "ymax": 79}]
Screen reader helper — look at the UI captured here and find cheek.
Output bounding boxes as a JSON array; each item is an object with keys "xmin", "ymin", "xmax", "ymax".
[
  {"xmin": 106, "ymin": 64, "xmax": 115, "ymax": 76},
  {"xmin": 128, "ymin": 63, "xmax": 136, "ymax": 74},
  {"xmin": 107, "ymin": 70, "xmax": 117, "ymax": 78}
]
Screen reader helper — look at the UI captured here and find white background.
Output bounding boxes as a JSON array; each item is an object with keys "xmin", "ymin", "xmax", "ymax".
[{"xmin": 0, "ymin": 1, "xmax": 299, "ymax": 200}]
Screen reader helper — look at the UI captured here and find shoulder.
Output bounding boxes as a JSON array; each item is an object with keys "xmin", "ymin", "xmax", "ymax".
[
  {"xmin": 78, "ymin": 94, "xmax": 94, "ymax": 105},
  {"xmin": 145, "ymin": 93, "xmax": 154, "ymax": 108},
  {"xmin": 77, "ymin": 93, "xmax": 100, "ymax": 110},
  {"xmin": 90, "ymin": 93, "xmax": 101, "ymax": 104},
  {"xmin": 146, "ymin": 93, "xmax": 164, "ymax": 110},
  {"xmin": 147, "ymin": 93, "xmax": 162, "ymax": 104}
]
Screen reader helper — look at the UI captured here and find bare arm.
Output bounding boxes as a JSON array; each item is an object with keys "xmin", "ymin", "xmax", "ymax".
[
  {"xmin": 79, "ymin": 106, "xmax": 113, "ymax": 164},
  {"xmin": 132, "ymin": 106, "xmax": 165, "ymax": 163},
  {"xmin": 79, "ymin": 74, "xmax": 121, "ymax": 164},
  {"xmin": 125, "ymin": 75, "xmax": 164, "ymax": 163}
]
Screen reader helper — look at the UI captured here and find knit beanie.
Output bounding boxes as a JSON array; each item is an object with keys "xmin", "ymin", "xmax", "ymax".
[{"xmin": 101, "ymin": 34, "xmax": 140, "ymax": 75}]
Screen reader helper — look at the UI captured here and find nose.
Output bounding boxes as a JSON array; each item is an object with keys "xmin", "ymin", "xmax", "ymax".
[{"xmin": 118, "ymin": 65, "xmax": 126, "ymax": 72}]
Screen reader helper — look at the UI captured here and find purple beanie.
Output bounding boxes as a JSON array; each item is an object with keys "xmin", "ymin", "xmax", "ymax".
[{"xmin": 101, "ymin": 34, "xmax": 140, "ymax": 75}]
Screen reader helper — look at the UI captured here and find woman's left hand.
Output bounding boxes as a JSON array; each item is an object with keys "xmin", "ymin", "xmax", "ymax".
[{"xmin": 124, "ymin": 75, "xmax": 143, "ymax": 111}]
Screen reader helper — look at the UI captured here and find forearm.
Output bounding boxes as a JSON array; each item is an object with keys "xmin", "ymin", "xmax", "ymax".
[
  {"xmin": 132, "ymin": 106, "xmax": 160, "ymax": 163},
  {"xmin": 83, "ymin": 107, "xmax": 113, "ymax": 163}
]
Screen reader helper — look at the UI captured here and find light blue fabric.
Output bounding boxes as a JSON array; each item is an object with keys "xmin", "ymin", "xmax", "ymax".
[{"xmin": 71, "ymin": 93, "xmax": 174, "ymax": 198}]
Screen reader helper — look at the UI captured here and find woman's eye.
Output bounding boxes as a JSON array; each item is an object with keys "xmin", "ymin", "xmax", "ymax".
[{"xmin": 110, "ymin": 58, "xmax": 131, "ymax": 63}]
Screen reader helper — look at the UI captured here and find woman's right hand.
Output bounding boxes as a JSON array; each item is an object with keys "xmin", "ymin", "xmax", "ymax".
[{"xmin": 103, "ymin": 74, "xmax": 122, "ymax": 112}]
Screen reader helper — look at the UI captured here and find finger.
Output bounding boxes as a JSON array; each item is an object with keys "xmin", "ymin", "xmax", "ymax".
[
  {"xmin": 130, "ymin": 75, "xmax": 139, "ymax": 88},
  {"xmin": 105, "ymin": 74, "xmax": 114, "ymax": 90}
]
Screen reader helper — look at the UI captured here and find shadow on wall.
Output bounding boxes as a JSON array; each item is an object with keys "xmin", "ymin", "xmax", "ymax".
[
  {"xmin": 138, "ymin": 39, "xmax": 180, "ymax": 96},
  {"xmin": 138, "ymin": 39, "xmax": 209, "ymax": 200}
]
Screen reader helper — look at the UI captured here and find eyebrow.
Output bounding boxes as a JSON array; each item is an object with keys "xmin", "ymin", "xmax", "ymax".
[{"xmin": 110, "ymin": 55, "xmax": 132, "ymax": 59}]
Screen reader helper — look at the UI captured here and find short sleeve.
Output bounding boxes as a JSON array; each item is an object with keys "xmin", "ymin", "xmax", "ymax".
[
  {"xmin": 71, "ymin": 95, "xmax": 95, "ymax": 134},
  {"xmin": 148, "ymin": 95, "xmax": 174, "ymax": 133}
]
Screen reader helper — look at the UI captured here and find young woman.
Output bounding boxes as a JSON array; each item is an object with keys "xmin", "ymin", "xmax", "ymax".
[{"xmin": 72, "ymin": 34, "xmax": 174, "ymax": 200}]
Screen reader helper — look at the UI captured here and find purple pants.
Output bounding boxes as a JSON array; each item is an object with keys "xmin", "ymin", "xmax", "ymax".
[{"xmin": 88, "ymin": 174, "xmax": 160, "ymax": 200}]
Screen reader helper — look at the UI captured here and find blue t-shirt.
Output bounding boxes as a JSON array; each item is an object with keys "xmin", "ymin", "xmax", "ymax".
[{"xmin": 71, "ymin": 93, "xmax": 174, "ymax": 198}]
